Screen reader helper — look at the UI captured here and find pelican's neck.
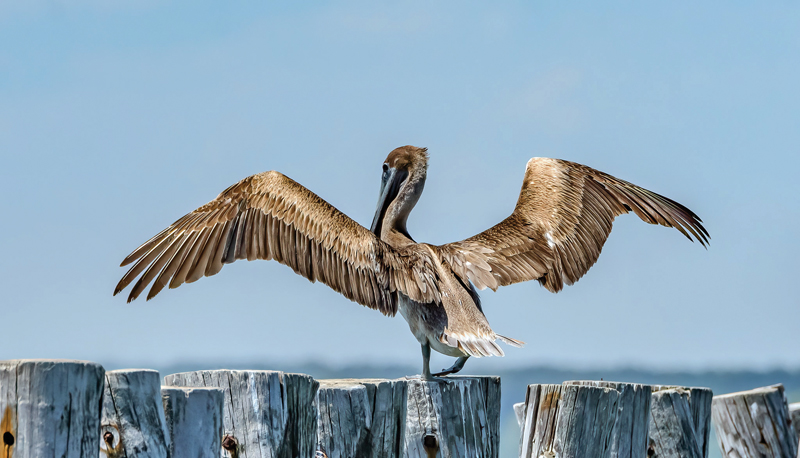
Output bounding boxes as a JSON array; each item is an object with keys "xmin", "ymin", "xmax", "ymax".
[{"xmin": 380, "ymin": 172, "xmax": 426, "ymax": 248}]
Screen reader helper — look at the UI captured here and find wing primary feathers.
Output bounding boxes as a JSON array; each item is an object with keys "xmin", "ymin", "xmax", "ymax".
[
  {"xmin": 206, "ymin": 220, "xmax": 231, "ymax": 277},
  {"xmin": 222, "ymin": 212, "xmax": 240, "ymax": 265},
  {"xmin": 187, "ymin": 224, "xmax": 224, "ymax": 283},
  {"xmin": 126, "ymin": 237, "xmax": 182, "ymax": 302},
  {"xmin": 115, "ymin": 235, "xmax": 175, "ymax": 295},
  {"xmin": 171, "ymin": 227, "xmax": 211, "ymax": 289},
  {"xmin": 438, "ymin": 157, "xmax": 708, "ymax": 294},
  {"xmin": 147, "ymin": 233, "xmax": 195, "ymax": 300},
  {"xmin": 116, "ymin": 171, "xmax": 414, "ymax": 315}
]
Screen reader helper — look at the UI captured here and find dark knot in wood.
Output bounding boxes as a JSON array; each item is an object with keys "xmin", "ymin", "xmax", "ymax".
[
  {"xmin": 222, "ymin": 434, "xmax": 239, "ymax": 456},
  {"xmin": 423, "ymin": 434, "xmax": 439, "ymax": 457},
  {"xmin": 2, "ymin": 431, "xmax": 13, "ymax": 446},
  {"xmin": 103, "ymin": 432, "xmax": 115, "ymax": 446}
]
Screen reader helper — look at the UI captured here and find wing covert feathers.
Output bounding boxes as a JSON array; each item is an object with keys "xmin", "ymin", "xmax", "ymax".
[
  {"xmin": 439, "ymin": 157, "xmax": 708, "ymax": 293},
  {"xmin": 115, "ymin": 171, "xmax": 442, "ymax": 314}
]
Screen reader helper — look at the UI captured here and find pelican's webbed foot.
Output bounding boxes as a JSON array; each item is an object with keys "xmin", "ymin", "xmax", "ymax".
[{"xmin": 433, "ymin": 356, "xmax": 469, "ymax": 377}]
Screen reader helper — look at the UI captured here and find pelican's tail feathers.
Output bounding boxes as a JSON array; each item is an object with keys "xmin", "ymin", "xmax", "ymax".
[{"xmin": 497, "ymin": 334, "xmax": 525, "ymax": 348}]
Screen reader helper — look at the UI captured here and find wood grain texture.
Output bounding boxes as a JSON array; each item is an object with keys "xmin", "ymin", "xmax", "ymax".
[
  {"xmin": 101, "ymin": 370, "xmax": 171, "ymax": 458},
  {"xmin": 316, "ymin": 380, "xmax": 372, "ymax": 458},
  {"xmin": 0, "ymin": 359, "xmax": 104, "ymax": 458},
  {"xmin": 519, "ymin": 381, "xmax": 650, "ymax": 458},
  {"xmin": 404, "ymin": 376, "xmax": 501, "ymax": 458},
  {"xmin": 789, "ymin": 402, "xmax": 800, "ymax": 441},
  {"xmin": 315, "ymin": 377, "xmax": 500, "ymax": 458},
  {"xmin": 648, "ymin": 389, "xmax": 703, "ymax": 458},
  {"xmin": 651, "ymin": 385, "xmax": 713, "ymax": 458},
  {"xmin": 161, "ymin": 387, "xmax": 224, "ymax": 458},
  {"xmin": 565, "ymin": 381, "xmax": 652, "ymax": 458},
  {"xmin": 513, "ymin": 402, "xmax": 525, "ymax": 428},
  {"xmin": 163, "ymin": 370, "xmax": 318, "ymax": 458},
  {"xmin": 712, "ymin": 384, "xmax": 799, "ymax": 458}
]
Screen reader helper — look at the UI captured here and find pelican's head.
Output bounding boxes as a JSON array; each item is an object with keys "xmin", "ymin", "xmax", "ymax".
[{"xmin": 370, "ymin": 146, "xmax": 429, "ymax": 241}]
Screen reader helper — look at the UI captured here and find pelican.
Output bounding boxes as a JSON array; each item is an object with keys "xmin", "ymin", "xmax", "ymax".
[{"xmin": 115, "ymin": 146, "xmax": 708, "ymax": 379}]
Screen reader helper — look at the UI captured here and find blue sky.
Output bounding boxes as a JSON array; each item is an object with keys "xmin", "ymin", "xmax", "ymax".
[{"xmin": 1, "ymin": 1, "xmax": 798, "ymax": 373}]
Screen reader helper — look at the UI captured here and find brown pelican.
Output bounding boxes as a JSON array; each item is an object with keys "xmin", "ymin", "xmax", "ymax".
[{"xmin": 115, "ymin": 146, "xmax": 708, "ymax": 379}]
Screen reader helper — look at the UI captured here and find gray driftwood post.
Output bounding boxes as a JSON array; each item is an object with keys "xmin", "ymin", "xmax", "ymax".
[
  {"xmin": 649, "ymin": 389, "xmax": 702, "ymax": 458},
  {"xmin": 649, "ymin": 385, "xmax": 713, "ymax": 458},
  {"xmin": 316, "ymin": 380, "xmax": 372, "ymax": 458},
  {"xmin": 0, "ymin": 359, "xmax": 105, "ymax": 458},
  {"xmin": 163, "ymin": 370, "xmax": 318, "ymax": 458},
  {"xmin": 315, "ymin": 376, "xmax": 501, "ymax": 458},
  {"xmin": 517, "ymin": 381, "xmax": 651, "ymax": 458},
  {"xmin": 101, "ymin": 369, "xmax": 171, "ymax": 458},
  {"xmin": 161, "ymin": 386, "xmax": 224, "ymax": 458},
  {"xmin": 789, "ymin": 402, "xmax": 800, "ymax": 441},
  {"xmin": 711, "ymin": 384, "xmax": 799, "ymax": 458}
]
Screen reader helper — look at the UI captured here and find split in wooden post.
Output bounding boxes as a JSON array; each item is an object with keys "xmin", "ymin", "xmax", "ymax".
[{"xmin": 101, "ymin": 369, "xmax": 171, "ymax": 458}]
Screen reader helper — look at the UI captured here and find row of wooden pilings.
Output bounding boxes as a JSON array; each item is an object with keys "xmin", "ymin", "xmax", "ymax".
[{"xmin": 0, "ymin": 359, "xmax": 798, "ymax": 457}]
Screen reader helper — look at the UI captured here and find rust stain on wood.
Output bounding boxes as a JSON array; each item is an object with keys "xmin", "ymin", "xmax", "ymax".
[
  {"xmin": 542, "ymin": 391, "xmax": 561, "ymax": 409},
  {"xmin": 1, "ymin": 406, "xmax": 14, "ymax": 458}
]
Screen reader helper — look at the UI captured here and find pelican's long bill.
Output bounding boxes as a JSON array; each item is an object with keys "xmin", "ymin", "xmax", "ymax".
[{"xmin": 370, "ymin": 165, "xmax": 407, "ymax": 237}]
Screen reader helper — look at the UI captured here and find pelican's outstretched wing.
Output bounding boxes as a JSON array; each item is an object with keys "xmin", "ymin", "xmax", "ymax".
[
  {"xmin": 438, "ymin": 158, "xmax": 708, "ymax": 293},
  {"xmin": 114, "ymin": 171, "xmax": 442, "ymax": 314}
]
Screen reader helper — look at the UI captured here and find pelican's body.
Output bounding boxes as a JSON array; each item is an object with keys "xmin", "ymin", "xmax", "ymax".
[{"xmin": 115, "ymin": 146, "xmax": 708, "ymax": 379}]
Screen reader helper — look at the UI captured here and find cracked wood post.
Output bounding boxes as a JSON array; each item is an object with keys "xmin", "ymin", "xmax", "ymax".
[
  {"xmin": 315, "ymin": 380, "xmax": 372, "ymax": 458},
  {"xmin": 100, "ymin": 369, "xmax": 171, "ymax": 458},
  {"xmin": 789, "ymin": 402, "xmax": 800, "ymax": 441},
  {"xmin": 517, "ymin": 381, "xmax": 651, "ymax": 458},
  {"xmin": 649, "ymin": 385, "xmax": 713, "ymax": 458},
  {"xmin": 0, "ymin": 359, "xmax": 105, "ymax": 458},
  {"xmin": 163, "ymin": 370, "xmax": 318, "ymax": 458},
  {"xmin": 161, "ymin": 386, "xmax": 224, "ymax": 458},
  {"xmin": 516, "ymin": 381, "xmax": 712, "ymax": 458},
  {"xmin": 711, "ymin": 384, "xmax": 799, "ymax": 458},
  {"xmin": 314, "ymin": 376, "xmax": 501, "ymax": 458}
]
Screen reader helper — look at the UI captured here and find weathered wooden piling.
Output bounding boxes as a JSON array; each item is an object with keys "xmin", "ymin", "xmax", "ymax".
[
  {"xmin": 789, "ymin": 402, "xmax": 800, "ymax": 440},
  {"xmin": 649, "ymin": 385, "xmax": 713, "ymax": 458},
  {"xmin": 0, "ymin": 359, "xmax": 105, "ymax": 458},
  {"xmin": 101, "ymin": 369, "xmax": 171, "ymax": 458},
  {"xmin": 516, "ymin": 381, "xmax": 712, "ymax": 458},
  {"xmin": 649, "ymin": 389, "xmax": 703, "ymax": 458},
  {"xmin": 517, "ymin": 381, "xmax": 650, "ymax": 458},
  {"xmin": 315, "ymin": 376, "xmax": 501, "ymax": 458},
  {"xmin": 163, "ymin": 369, "xmax": 318, "ymax": 458},
  {"xmin": 711, "ymin": 384, "xmax": 799, "ymax": 458},
  {"xmin": 161, "ymin": 386, "xmax": 224, "ymax": 458},
  {"xmin": 316, "ymin": 380, "xmax": 373, "ymax": 458}
]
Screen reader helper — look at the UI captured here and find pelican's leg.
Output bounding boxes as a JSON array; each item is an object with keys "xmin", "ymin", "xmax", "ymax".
[
  {"xmin": 421, "ymin": 343, "xmax": 433, "ymax": 380},
  {"xmin": 433, "ymin": 356, "xmax": 470, "ymax": 377}
]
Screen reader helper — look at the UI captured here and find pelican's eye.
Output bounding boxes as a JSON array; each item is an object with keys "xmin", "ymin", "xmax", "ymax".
[{"xmin": 382, "ymin": 163, "xmax": 389, "ymax": 179}]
